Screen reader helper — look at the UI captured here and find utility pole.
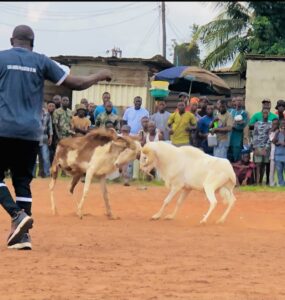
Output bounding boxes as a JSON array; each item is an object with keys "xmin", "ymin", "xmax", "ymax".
[{"xmin": 161, "ymin": 1, "xmax": 166, "ymax": 58}]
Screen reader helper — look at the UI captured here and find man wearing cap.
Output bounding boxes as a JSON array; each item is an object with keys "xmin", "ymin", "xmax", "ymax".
[
  {"xmin": 0, "ymin": 24, "xmax": 112, "ymax": 250},
  {"xmin": 178, "ymin": 92, "xmax": 191, "ymax": 112},
  {"xmin": 275, "ymin": 100, "xmax": 285, "ymax": 120},
  {"xmin": 71, "ymin": 104, "xmax": 91, "ymax": 136},
  {"xmin": 249, "ymin": 99, "xmax": 278, "ymax": 125}
]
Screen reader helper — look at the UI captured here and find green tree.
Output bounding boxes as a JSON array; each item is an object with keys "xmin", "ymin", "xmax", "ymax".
[
  {"xmin": 249, "ymin": 2, "xmax": 285, "ymax": 55},
  {"xmin": 173, "ymin": 25, "xmax": 201, "ymax": 66},
  {"xmin": 190, "ymin": 2, "xmax": 285, "ymax": 72},
  {"xmin": 191, "ymin": 2, "xmax": 252, "ymax": 72}
]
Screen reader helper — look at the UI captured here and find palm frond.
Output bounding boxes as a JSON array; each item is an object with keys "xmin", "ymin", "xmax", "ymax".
[{"xmin": 202, "ymin": 36, "xmax": 242, "ymax": 70}]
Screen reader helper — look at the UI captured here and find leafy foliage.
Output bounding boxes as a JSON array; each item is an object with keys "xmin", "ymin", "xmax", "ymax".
[
  {"xmin": 190, "ymin": 1, "xmax": 285, "ymax": 72},
  {"xmin": 173, "ymin": 25, "xmax": 201, "ymax": 66}
]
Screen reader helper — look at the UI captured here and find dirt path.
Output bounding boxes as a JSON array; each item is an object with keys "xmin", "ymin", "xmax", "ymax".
[{"xmin": 1, "ymin": 179, "xmax": 285, "ymax": 300}]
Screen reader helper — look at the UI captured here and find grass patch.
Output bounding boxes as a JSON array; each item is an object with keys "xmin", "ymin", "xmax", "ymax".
[
  {"xmin": 239, "ymin": 185, "xmax": 285, "ymax": 192},
  {"xmin": 45, "ymin": 175, "xmax": 285, "ymax": 191}
]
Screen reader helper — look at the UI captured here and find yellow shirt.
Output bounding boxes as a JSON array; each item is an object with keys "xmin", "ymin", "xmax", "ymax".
[
  {"xmin": 71, "ymin": 116, "xmax": 91, "ymax": 130},
  {"xmin": 168, "ymin": 111, "xmax": 196, "ymax": 145}
]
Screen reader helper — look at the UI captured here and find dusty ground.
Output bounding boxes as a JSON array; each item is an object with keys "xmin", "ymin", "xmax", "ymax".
[{"xmin": 0, "ymin": 179, "xmax": 285, "ymax": 300}]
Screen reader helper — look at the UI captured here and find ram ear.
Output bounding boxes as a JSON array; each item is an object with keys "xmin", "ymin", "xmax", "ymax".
[{"xmin": 142, "ymin": 146, "xmax": 156, "ymax": 164}]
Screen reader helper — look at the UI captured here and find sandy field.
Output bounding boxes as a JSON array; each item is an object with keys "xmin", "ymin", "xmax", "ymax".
[{"xmin": 0, "ymin": 179, "xmax": 285, "ymax": 300}]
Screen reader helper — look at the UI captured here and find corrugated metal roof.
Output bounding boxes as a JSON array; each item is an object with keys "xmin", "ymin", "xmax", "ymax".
[
  {"xmin": 72, "ymin": 83, "xmax": 153, "ymax": 111},
  {"xmin": 51, "ymin": 54, "xmax": 173, "ymax": 68}
]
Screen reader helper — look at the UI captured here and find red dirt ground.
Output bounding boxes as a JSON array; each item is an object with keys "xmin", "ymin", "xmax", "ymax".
[{"xmin": 0, "ymin": 179, "xmax": 285, "ymax": 300}]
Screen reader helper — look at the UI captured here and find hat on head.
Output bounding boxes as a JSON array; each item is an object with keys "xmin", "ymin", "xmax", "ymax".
[
  {"xmin": 262, "ymin": 98, "xmax": 271, "ymax": 104},
  {"xmin": 178, "ymin": 92, "xmax": 189, "ymax": 98},
  {"xmin": 76, "ymin": 104, "xmax": 87, "ymax": 112},
  {"xmin": 190, "ymin": 97, "xmax": 200, "ymax": 104},
  {"xmin": 275, "ymin": 99, "xmax": 285, "ymax": 110}
]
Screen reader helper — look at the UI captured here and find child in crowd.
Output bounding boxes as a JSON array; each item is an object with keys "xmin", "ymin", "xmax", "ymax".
[
  {"xmin": 269, "ymin": 119, "xmax": 279, "ymax": 186},
  {"xmin": 273, "ymin": 119, "xmax": 285, "ymax": 186},
  {"xmin": 232, "ymin": 149, "xmax": 256, "ymax": 186}
]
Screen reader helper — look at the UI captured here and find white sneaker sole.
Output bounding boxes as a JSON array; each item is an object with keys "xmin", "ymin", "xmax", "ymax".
[
  {"xmin": 8, "ymin": 241, "xmax": 32, "ymax": 250},
  {"xmin": 7, "ymin": 216, "xmax": 33, "ymax": 246}
]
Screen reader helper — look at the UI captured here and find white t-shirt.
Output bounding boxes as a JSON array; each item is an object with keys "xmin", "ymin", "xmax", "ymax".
[{"xmin": 123, "ymin": 107, "xmax": 149, "ymax": 135}]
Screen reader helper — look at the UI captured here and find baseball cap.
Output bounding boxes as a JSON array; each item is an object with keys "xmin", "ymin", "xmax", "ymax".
[
  {"xmin": 275, "ymin": 99, "xmax": 285, "ymax": 109},
  {"xmin": 178, "ymin": 92, "xmax": 189, "ymax": 98},
  {"xmin": 262, "ymin": 98, "xmax": 271, "ymax": 104}
]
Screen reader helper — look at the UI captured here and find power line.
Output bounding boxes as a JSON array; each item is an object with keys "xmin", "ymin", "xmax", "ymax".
[
  {"xmin": 134, "ymin": 17, "xmax": 159, "ymax": 56},
  {"xmin": 166, "ymin": 18, "xmax": 183, "ymax": 42},
  {"xmin": 0, "ymin": 8, "xmax": 157, "ymax": 32},
  {"xmin": 0, "ymin": 2, "xmax": 139, "ymax": 17},
  {"xmin": 0, "ymin": 2, "xmax": 151, "ymax": 21}
]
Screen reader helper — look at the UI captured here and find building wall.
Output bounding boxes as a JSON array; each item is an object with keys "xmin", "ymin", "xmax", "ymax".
[
  {"xmin": 246, "ymin": 60, "xmax": 285, "ymax": 116},
  {"xmin": 70, "ymin": 62, "xmax": 154, "ymax": 114},
  {"xmin": 72, "ymin": 83, "xmax": 153, "ymax": 116}
]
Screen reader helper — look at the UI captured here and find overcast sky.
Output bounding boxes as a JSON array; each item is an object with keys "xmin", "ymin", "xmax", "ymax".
[{"xmin": 0, "ymin": 2, "xmax": 219, "ymax": 63}]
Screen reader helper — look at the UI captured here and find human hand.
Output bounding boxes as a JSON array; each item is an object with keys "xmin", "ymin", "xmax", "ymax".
[
  {"xmin": 48, "ymin": 137, "xmax": 52, "ymax": 146},
  {"xmin": 97, "ymin": 69, "xmax": 112, "ymax": 82}
]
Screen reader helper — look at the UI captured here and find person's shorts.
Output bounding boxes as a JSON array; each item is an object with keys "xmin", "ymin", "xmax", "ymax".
[{"xmin": 254, "ymin": 147, "xmax": 270, "ymax": 163}]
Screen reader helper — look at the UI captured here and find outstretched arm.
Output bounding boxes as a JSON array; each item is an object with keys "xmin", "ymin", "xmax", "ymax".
[{"xmin": 62, "ymin": 69, "xmax": 112, "ymax": 90}]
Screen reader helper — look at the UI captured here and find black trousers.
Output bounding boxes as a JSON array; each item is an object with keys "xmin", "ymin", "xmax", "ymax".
[{"xmin": 0, "ymin": 137, "xmax": 39, "ymax": 217}]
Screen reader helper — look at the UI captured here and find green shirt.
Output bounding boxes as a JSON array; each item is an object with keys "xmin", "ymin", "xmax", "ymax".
[
  {"xmin": 53, "ymin": 107, "xmax": 73, "ymax": 139},
  {"xmin": 249, "ymin": 111, "xmax": 278, "ymax": 125}
]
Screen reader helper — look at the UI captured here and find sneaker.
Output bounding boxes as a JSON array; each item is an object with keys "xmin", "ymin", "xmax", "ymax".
[
  {"xmin": 7, "ymin": 210, "xmax": 33, "ymax": 247},
  {"xmin": 8, "ymin": 233, "xmax": 32, "ymax": 250}
]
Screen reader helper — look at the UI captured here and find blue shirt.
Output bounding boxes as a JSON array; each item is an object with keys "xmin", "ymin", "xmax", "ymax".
[
  {"xmin": 0, "ymin": 47, "xmax": 67, "ymax": 141},
  {"xmin": 275, "ymin": 131, "xmax": 285, "ymax": 162},
  {"xmin": 94, "ymin": 105, "xmax": 118, "ymax": 120},
  {"xmin": 123, "ymin": 107, "xmax": 149, "ymax": 135},
  {"xmin": 198, "ymin": 115, "xmax": 213, "ymax": 134}
]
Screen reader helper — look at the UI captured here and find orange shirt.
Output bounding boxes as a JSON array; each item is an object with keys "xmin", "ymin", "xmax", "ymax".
[{"xmin": 71, "ymin": 116, "xmax": 91, "ymax": 130}]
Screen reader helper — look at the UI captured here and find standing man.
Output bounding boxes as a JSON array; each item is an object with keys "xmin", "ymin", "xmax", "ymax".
[
  {"xmin": 198, "ymin": 103, "xmax": 215, "ymax": 155},
  {"xmin": 168, "ymin": 102, "xmax": 197, "ymax": 147},
  {"xmin": 210, "ymin": 100, "xmax": 233, "ymax": 159},
  {"xmin": 53, "ymin": 96, "xmax": 73, "ymax": 141},
  {"xmin": 249, "ymin": 99, "xmax": 277, "ymax": 184},
  {"xmin": 46, "ymin": 100, "xmax": 57, "ymax": 165},
  {"xmin": 275, "ymin": 100, "xmax": 285, "ymax": 120},
  {"xmin": 228, "ymin": 96, "xmax": 248, "ymax": 162},
  {"xmin": 0, "ymin": 25, "xmax": 112, "ymax": 250},
  {"xmin": 198, "ymin": 96, "xmax": 209, "ymax": 118},
  {"xmin": 252, "ymin": 108, "xmax": 272, "ymax": 185},
  {"xmin": 37, "ymin": 104, "xmax": 53, "ymax": 178},
  {"xmin": 94, "ymin": 92, "xmax": 117, "ymax": 121},
  {"xmin": 52, "ymin": 94, "xmax": 62, "ymax": 109},
  {"xmin": 249, "ymin": 99, "xmax": 278, "ymax": 125},
  {"xmin": 150, "ymin": 101, "xmax": 171, "ymax": 140},
  {"xmin": 178, "ymin": 92, "xmax": 191, "ymax": 111},
  {"xmin": 122, "ymin": 96, "xmax": 149, "ymax": 135},
  {"xmin": 189, "ymin": 99, "xmax": 201, "ymax": 147}
]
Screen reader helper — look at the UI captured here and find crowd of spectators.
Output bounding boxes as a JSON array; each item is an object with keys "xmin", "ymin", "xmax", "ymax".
[{"xmin": 36, "ymin": 91, "xmax": 285, "ymax": 187}]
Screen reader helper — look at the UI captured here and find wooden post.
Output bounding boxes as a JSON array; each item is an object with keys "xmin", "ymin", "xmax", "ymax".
[{"xmin": 162, "ymin": 1, "xmax": 166, "ymax": 58}]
